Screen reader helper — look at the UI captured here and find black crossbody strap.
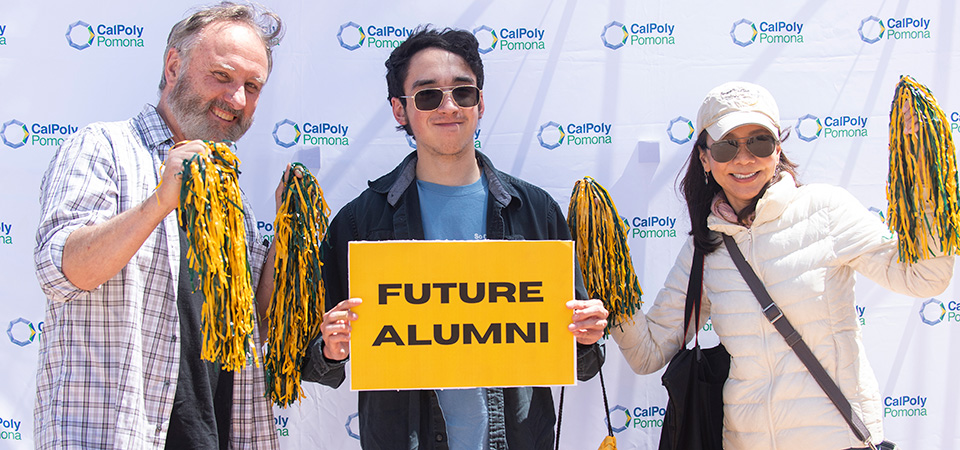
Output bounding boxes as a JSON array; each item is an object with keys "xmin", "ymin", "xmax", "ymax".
[
  {"xmin": 721, "ymin": 234, "xmax": 876, "ymax": 449},
  {"xmin": 684, "ymin": 246, "xmax": 705, "ymax": 337}
]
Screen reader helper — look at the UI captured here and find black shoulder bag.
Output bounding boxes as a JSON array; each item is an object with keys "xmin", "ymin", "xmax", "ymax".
[
  {"xmin": 721, "ymin": 234, "xmax": 897, "ymax": 450},
  {"xmin": 659, "ymin": 246, "xmax": 730, "ymax": 450}
]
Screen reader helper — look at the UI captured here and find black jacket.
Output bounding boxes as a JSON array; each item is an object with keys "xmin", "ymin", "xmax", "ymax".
[{"xmin": 301, "ymin": 151, "xmax": 604, "ymax": 449}]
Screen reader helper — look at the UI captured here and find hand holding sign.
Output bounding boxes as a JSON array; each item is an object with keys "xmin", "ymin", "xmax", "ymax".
[{"xmin": 321, "ymin": 297, "xmax": 361, "ymax": 361}]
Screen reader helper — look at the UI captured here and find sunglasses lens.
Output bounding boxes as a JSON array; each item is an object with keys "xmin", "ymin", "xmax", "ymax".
[
  {"xmin": 710, "ymin": 141, "xmax": 739, "ymax": 163},
  {"xmin": 413, "ymin": 89, "xmax": 444, "ymax": 111},
  {"xmin": 710, "ymin": 135, "xmax": 777, "ymax": 162},
  {"xmin": 747, "ymin": 135, "xmax": 776, "ymax": 158},
  {"xmin": 451, "ymin": 86, "xmax": 480, "ymax": 108}
]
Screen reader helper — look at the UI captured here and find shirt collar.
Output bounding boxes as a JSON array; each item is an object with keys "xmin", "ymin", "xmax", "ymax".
[{"xmin": 131, "ymin": 104, "xmax": 176, "ymax": 160}]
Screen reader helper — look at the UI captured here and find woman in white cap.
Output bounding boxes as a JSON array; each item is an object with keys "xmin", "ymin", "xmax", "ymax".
[{"xmin": 611, "ymin": 81, "xmax": 953, "ymax": 450}]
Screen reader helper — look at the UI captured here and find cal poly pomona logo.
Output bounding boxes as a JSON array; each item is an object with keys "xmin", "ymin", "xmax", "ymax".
[
  {"xmin": 473, "ymin": 25, "xmax": 546, "ymax": 53},
  {"xmin": 7, "ymin": 317, "xmax": 42, "ymax": 347},
  {"xmin": 918, "ymin": 298, "xmax": 947, "ymax": 326},
  {"xmin": 666, "ymin": 116, "xmax": 694, "ymax": 144},
  {"xmin": 272, "ymin": 119, "xmax": 350, "ymax": 147},
  {"xmin": 600, "ymin": 20, "xmax": 676, "ymax": 50},
  {"xmin": 536, "ymin": 121, "xmax": 612, "ymax": 149},
  {"xmin": 795, "ymin": 114, "xmax": 868, "ymax": 142},
  {"xmin": 337, "ymin": 22, "xmax": 415, "ymax": 51},
  {"xmin": 730, "ymin": 18, "xmax": 805, "ymax": 46},
  {"xmin": 1, "ymin": 119, "xmax": 78, "ymax": 148},
  {"xmin": 65, "ymin": 20, "xmax": 146, "ymax": 50},
  {"xmin": 608, "ymin": 404, "xmax": 665, "ymax": 433},
  {"xmin": 859, "ymin": 15, "xmax": 932, "ymax": 44}
]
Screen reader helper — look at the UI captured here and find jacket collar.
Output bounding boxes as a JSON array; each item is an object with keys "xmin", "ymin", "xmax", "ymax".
[
  {"xmin": 369, "ymin": 150, "xmax": 519, "ymax": 208},
  {"xmin": 708, "ymin": 172, "xmax": 798, "ymax": 235}
]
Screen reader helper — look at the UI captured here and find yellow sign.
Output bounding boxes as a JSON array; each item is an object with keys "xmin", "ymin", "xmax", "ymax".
[{"xmin": 348, "ymin": 240, "xmax": 576, "ymax": 391}]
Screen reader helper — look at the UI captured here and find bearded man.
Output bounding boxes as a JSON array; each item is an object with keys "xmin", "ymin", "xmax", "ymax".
[{"xmin": 33, "ymin": 3, "xmax": 284, "ymax": 449}]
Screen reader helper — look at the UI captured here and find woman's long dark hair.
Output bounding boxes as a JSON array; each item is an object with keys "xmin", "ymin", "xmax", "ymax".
[{"xmin": 679, "ymin": 129, "xmax": 800, "ymax": 254}]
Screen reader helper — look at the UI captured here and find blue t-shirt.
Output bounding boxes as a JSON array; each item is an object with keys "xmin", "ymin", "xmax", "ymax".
[
  {"xmin": 416, "ymin": 173, "xmax": 489, "ymax": 449},
  {"xmin": 417, "ymin": 173, "xmax": 488, "ymax": 241}
]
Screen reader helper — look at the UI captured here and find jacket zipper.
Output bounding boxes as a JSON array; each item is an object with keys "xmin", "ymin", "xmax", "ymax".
[{"xmin": 747, "ymin": 228, "xmax": 778, "ymax": 450}]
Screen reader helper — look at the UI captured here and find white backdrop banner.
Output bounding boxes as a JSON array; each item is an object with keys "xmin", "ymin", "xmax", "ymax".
[{"xmin": 1, "ymin": 1, "xmax": 959, "ymax": 449}]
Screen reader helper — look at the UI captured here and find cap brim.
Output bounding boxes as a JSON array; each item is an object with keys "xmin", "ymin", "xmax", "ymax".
[{"xmin": 706, "ymin": 111, "xmax": 779, "ymax": 140}]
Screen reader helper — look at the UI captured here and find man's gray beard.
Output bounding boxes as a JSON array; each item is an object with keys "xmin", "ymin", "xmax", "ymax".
[{"xmin": 167, "ymin": 72, "xmax": 254, "ymax": 142}]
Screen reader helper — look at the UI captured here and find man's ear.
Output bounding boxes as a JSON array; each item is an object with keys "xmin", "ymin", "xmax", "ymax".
[
  {"xmin": 390, "ymin": 97, "xmax": 408, "ymax": 126},
  {"xmin": 162, "ymin": 48, "xmax": 182, "ymax": 90}
]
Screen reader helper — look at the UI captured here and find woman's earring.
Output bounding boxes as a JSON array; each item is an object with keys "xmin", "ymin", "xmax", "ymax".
[{"xmin": 704, "ymin": 170, "xmax": 710, "ymax": 185}]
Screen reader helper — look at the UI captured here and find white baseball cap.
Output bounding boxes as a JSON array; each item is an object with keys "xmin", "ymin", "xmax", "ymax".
[{"xmin": 695, "ymin": 81, "xmax": 781, "ymax": 141}]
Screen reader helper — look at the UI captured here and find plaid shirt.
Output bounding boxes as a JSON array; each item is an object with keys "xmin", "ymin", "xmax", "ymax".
[{"xmin": 33, "ymin": 105, "xmax": 278, "ymax": 450}]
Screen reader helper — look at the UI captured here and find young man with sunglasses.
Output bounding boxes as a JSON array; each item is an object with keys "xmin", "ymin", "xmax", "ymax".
[{"xmin": 301, "ymin": 27, "xmax": 609, "ymax": 449}]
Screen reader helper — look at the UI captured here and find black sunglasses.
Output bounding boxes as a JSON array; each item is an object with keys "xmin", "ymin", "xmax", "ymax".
[
  {"xmin": 401, "ymin": 85, "xmax": 481, "ymax": 111},
  {"xmin": 707, "ymin": 134, "xmax": 778, "ymax": 163}
]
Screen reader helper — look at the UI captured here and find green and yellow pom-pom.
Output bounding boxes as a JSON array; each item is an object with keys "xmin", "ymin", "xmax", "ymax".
[
  {"xmin": 567, "ymin": 177, "xmax": 643, "ymax": 334},
  {"xmin": 178, "ymin": 141, "xmax": 257, "ymax": 372},
  {"xmin": 265, "ymin": 163, "xmax": 330, "ymax": 407},
  {"xmin": 887, "ymin": 75, "xmax": 960, "ymax": 263}
]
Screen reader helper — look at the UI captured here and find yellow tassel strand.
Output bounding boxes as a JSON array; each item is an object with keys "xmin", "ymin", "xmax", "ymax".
[
  {"xmin": 265, "ymin": 163, "xmax": 330, "ymax": 407},
  {"xmin": 178, "ymin": 141, "xmax": 258, "ymax": 372},
  {"xmin": 887, "ymin": 75, "xmax": 960, "ymax": 263},
  {"xmin": 598, "ymin": 435, "xmax": 618, "ymax": 450},
  {"xmin": 567, "ymin": 177, "xmax": 643, "ymax": 334}
]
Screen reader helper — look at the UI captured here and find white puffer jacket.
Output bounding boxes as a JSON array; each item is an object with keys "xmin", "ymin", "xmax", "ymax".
[{"xmin": 613, "ymin": 174, "xmax": 953, "ymax": 450}]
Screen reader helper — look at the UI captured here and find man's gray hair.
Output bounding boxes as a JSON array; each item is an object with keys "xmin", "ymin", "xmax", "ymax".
[{"xmin": 158, "ymin": 2, "xmax": 283, "ymax": 90}]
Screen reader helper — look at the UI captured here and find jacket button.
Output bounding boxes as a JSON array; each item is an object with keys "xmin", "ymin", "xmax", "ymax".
[{"xmin": 435, "ymin": 433, "xmax": 444, "ymax": 442}]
